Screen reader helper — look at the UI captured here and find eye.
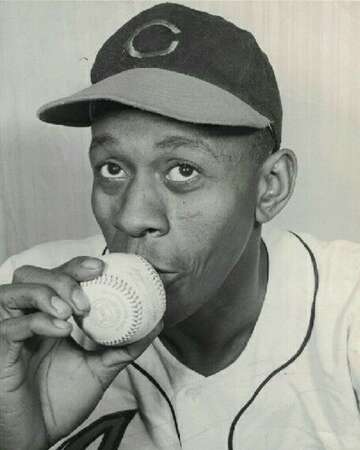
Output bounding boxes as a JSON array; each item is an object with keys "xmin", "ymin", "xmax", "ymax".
[
  {"xmin": 166, "ymin": 163, "xmax": 200, "ymax": 182},
  {"xmin": 98, "ymin": 162, "xmax": 127, "ymax": 179}
]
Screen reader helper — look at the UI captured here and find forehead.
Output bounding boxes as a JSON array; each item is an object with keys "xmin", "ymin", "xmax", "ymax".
[{"xmin": 90, "ymin": 107, "xmax": 256, "ymax": 162}]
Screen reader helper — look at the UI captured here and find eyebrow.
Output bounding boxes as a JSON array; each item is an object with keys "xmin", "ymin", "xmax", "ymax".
[
  {"xmin": 155, "ymin": 135, "xmax": 219, "ymax": 159},
  {"xmin": 89, "ymin": 133, "xmax": 218, "ymax": 160},
  {"xmin": 89, "ymin": 134, "xmax": 119, "ymax": 152}
]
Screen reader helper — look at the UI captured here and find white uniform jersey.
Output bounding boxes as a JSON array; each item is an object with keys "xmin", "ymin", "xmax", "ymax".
[{"xmin": 1, "ymin": 228, "xmax": 360, "ymax": 450}]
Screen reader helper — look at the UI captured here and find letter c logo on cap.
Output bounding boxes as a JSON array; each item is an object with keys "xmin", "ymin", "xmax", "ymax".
[{"xmin": 126, "ymin": 19, "xmax": 181, "ymax": 59}]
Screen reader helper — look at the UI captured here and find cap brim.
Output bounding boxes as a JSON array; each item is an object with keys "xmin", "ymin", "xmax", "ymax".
[{"xmin": 37, "ymin": 68, "xmax": 271, "ymax": 129}]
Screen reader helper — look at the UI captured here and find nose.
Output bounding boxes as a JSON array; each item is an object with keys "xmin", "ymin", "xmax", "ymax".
[{"xmin": 113, "ymin": 175, "xmax": 169, "ymax": 238}]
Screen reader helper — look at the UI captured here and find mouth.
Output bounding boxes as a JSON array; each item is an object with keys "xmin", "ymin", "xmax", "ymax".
[
  {"xmin": 152, "ymin": 266, "xmax": 182, "ymax": 287},
  {"xmin": 109, "ymin": 248, "xmax": 183, "ymax": 287}
]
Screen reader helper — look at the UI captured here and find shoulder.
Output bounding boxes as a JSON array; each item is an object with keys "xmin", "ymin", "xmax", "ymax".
[
  {"xmin": 10, "ymin": 234, "xmax": 106, "ymax": 268},
  {"xmin": 264, "ymin": 227, "xmax": 360, "ymax": 287},
  {"xmin": 293, "ymin": 230, "xmax": 360, "ymax": 301},
  {"xmin": 0, "ymin": 234, "xmax": 106, "ymax": 284},
  {"xmin": 296, "ymin": 230, "xmax": 360, "ymax": 270},
  {"xmin": 263, "ymin": 227, "xmax": 360, "ymax": 323},
  {"xmin": 263, "ymin": 228, "xmax": 360, "ymax": 382}
]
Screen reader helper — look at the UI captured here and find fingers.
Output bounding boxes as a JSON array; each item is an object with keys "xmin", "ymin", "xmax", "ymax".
[
  {"xmin": 0, "ymin": 256, "xmax": 104, "ymax": 360},
  {"xmin": 0, "ymin": 312, "xmax": 72, "ymax": 344},
  {"xmin": 0, "ymin": 284, "xmax": 72, "ymax": 320},
  {"xmin": 0, "ymin": 313, "xmax": 71, "ymax": 379},
  {"xmin": 58, "ymin": 257, "xmax": 105, "ymax": 282},
  {"xmin": 12, "ymin": 257, "xmax": 104, "ymax": 316},
  {"xmin": 0, "ymin": 285, "xmax": 74, "ymax": 367}
]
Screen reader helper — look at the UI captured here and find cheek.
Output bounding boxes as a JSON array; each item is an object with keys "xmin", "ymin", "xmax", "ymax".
[
  {"xmin": 163, "ymin": 185, "xmax": 257, "ymax": 325},
  {"xmin": 176, "ymin": 172, "xmax": 257, "ymax": 242},
  {"xmin": 171, "ymin": 180, "xmax": 257, "ymax": 274},
  {"xmin": 91, "ymin": 186, "xmax": 114, "ymax": 235}
]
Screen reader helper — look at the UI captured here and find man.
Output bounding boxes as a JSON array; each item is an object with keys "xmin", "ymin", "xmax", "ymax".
[{"xmin": 0, "ymin": 3, "xmax": 359, "ymax": 450}]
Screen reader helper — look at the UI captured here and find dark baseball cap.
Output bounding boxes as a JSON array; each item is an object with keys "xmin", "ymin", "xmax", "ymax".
[{"xmin": 37, "ymin": 2, "xmax": 282, "ymax": 148}]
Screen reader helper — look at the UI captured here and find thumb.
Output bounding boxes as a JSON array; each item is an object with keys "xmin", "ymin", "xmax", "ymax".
[
  {"xmin": 57, "ymin": 256, "xmax": 105, "ymax": 282},
  {"xmin": 85, "ymin": 321, "xmax": 163, "ymax": 389}
]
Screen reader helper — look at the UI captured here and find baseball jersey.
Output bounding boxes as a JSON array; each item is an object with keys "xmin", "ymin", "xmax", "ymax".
[{"xmin": 1, "ymin": 228, "xmax": 360, "ymax": 450}]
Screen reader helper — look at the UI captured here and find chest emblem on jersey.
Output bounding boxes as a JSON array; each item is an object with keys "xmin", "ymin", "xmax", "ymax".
[{"xmin": 56, "ymin": 410, "xmax": 137, "ymax": 450}]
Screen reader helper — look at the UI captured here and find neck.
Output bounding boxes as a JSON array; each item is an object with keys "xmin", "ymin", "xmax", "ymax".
[{"xmin": 160, "ymin": 228, "xmax": 268, "ymax": 376}]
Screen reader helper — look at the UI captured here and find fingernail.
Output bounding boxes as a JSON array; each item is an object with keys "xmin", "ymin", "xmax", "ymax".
[
  {"xmin": 51, "ymin": 296, "xmax": 69, "ymax": 315},
  {"xmin": 81, "ymin": 258, "xmax": 103, "ymax": 270},
  {"xmin": 53, "ymin": 319, "xmax": 70, "ymax": 329},
  {"xmin": 72, "ymin": 288, "xmax": 90, "ymax": 312}
]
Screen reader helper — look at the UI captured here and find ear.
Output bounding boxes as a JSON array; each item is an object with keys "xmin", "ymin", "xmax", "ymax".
[{"xmin": 256, "ymin": 148, "xmax": 297, "ymax": 223}]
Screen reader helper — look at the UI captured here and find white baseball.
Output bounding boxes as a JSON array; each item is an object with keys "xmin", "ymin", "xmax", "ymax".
[{"xmin": 79, "ymin": 253, "xmax": 166, "ymax": 346}]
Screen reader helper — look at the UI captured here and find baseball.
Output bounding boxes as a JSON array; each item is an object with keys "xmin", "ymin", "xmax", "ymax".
[{"xmin": 79, "ymin": 253, "xmax": 166, "ymax": 346}]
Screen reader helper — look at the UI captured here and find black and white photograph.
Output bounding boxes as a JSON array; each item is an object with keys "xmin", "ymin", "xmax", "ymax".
[{"xmin": 0, "ymin": 1, "xmax": 359, "ymax": 449}]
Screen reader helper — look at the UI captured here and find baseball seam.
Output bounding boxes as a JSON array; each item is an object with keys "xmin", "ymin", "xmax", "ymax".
[{"xmin": 82, "ymin": 274, "xmax": 143, "ymax": 345}]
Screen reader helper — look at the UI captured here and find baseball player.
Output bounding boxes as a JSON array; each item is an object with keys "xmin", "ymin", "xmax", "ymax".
[{"xmin": 1, "ymin": 3, "xmax": 360, "ymax": 450}]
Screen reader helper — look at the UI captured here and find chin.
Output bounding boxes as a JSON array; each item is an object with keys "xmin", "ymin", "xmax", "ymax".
[
  {"xmin": 161, "ymin": 287, "xmax": 204, "ymax": 329},
  {"xmin": 161, "ymin": 293, "xmax": 186, "ymax": 328}
]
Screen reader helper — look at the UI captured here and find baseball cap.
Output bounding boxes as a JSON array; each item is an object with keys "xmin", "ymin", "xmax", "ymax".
[{"xmin": 37, "ymin": 2, "xmax": 282, "ymax": 149}]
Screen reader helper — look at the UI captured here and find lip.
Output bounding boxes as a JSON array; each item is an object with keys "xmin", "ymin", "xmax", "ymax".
[{"xmin": 152, "ymin": 267, "xmax": 183, "ymax": 286}]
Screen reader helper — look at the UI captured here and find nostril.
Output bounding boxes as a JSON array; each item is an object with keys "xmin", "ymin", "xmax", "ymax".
[
  {"xmin": 147, "ymin": 227, "xmax": 167, "ymax": 238},
  {"xmin": 148, "ymin": 228, "xmax": 161, "ymax": 236}
]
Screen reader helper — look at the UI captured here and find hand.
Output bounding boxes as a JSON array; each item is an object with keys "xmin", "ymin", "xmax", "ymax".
[{"xmin": 0, "ymin": 257, "xmax": 162, "ymax": 450}]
